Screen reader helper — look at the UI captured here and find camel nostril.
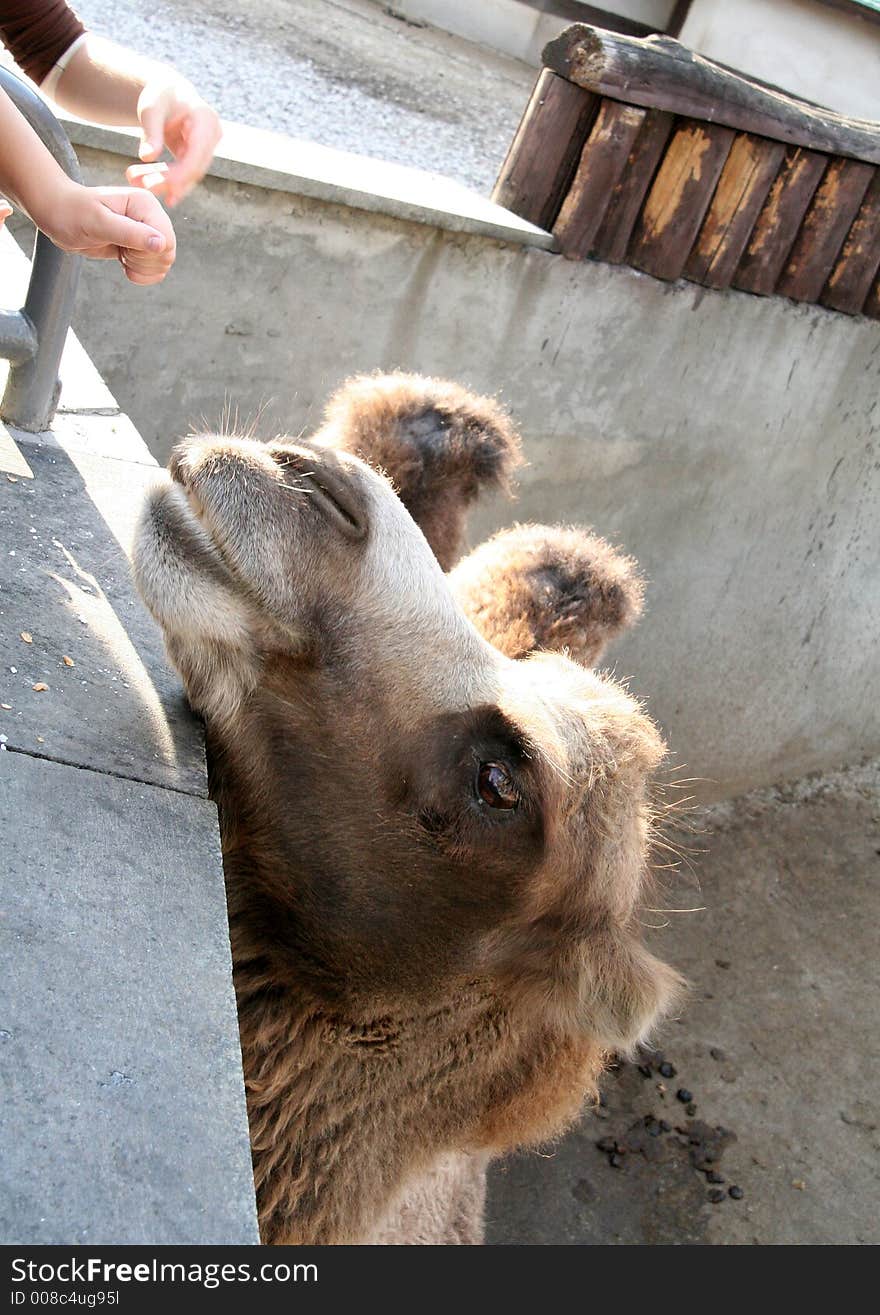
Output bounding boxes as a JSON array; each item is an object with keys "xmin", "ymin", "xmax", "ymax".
[
  {"xmin": 274, "ymin": 448, "xmax": 369, "ymax": 542},
  {"xmin": 305, "ymin": 472, "xmax": 368, "ymax": 540}
]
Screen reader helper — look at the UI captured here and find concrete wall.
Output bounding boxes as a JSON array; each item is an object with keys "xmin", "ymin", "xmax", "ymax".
[
  {"xmin": 680, "ymin": 0, "xmax": 880, "ymax": 121},
  {"xmin": 37, "ymin": 140, "xmax": 880, "ymax": 804}
]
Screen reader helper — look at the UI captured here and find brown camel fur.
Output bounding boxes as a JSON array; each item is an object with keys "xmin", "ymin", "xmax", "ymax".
[{"xmin": 133, "ymin": 372, "xmax": 682, "ymax": 1245}]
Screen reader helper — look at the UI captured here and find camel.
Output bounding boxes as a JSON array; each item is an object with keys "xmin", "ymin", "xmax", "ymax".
[{"xmin": 132, "ymin": 373, "xmax": 682, "ymax": 1244}]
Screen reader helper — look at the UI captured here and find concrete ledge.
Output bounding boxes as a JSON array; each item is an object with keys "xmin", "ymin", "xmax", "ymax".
[
  {"xmin": 1, "ymin": 230, "xmax": 259, "ymax": 1244},
  {"xmin": 61, "ymin": 116, "xmax": 559, "ymax": 251}
]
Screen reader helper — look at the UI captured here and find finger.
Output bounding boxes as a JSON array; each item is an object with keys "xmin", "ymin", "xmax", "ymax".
[
  {"xmin": 162, "ymin": 111, "xmax": 221, "ymax": 204},
  {"xmin": 138, "ymin": 101, "xmax": 167, "ymax": 162},
  {"xmin": 124, "ymin": 266, "xmax": 168, "ymax": 286},
  {"xmin": 119, "ymin": 251, "xmax": 171, "ymax": 286},
  {"xmin": 126, "ymin": 162, "xmax": 171, "ymax": 199}
]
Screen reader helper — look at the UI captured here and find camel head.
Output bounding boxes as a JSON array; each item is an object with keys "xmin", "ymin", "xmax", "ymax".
[{"xmin": 133, "ymin": 374, "xmax": 681, "ymax": 1059}]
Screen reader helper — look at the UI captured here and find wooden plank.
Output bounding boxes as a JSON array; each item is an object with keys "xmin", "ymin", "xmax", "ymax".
[
  {"xmin": 864, "ymin": 272, "xmax": 880, "ymax": 320},
  {"xmin": 492, "ymin": 69, "xmax": 599, "ymax": 230},
  {"xmin": 777, "ymin": 158, "xmax": 874, "ymax": 302},
  {"xmin": 733, "ymin": 148, "xmax": 828, "ymax": 296},
  {"xmin": 590, "ymin": 109, "xmax": 674, "ymax": 263},
  {"xmin": 684, "ymin": 133, "xmax": 786, "ymax": 288},
  {"xmin": 542, "ymin": 25, "xmax": 880, "ymax": 166},
  {"xmin": 820, "ymin": 168, "xmax": 880, "ymax": 315},
  {"xmin": 628, "ymin": 121, "xmax": 736, "ymax": 281},
  {"xmin": 553, "ymin": 100, "xmax": 647, "ymax": 259}
]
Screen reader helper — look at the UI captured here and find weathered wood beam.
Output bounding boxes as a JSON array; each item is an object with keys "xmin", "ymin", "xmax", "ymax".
[
  {"xmin": 685, "ymin": 134, "xmax": 786, "ymax": 289},
  {"xmin": 777, "ymin": 159, "xmax": 874, "ymax": 302},
  {"xmin": 629, "ymin": 121, "xmax": 735, "ymax": 281},
  {"xmin": 590, "ymin": 109, "xmax": 674, "ymax": 263},
  {"xmin": 733, "ymin": 148, "xmax": 828, "ymax": 297},
  {"xmin": 820, "ymin": 169, "xmax": 880, "ymax": 315},
  {"xmin": 543, "ymin": 25, "xmax": 880, "ymax": 166},
  {"xmin": 492, "ymin": 69, "xmax": 598, "ymax": 231},
  {"xmin": 553, "ymin": 100, "xmax": 647, "ymax": 258}
]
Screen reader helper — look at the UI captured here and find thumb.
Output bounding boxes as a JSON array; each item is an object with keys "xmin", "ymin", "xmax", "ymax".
[
  {"xmin": 98, "ymin": 206, "xmax": 167, "ymax": 254},
  {"xmin": 138, "ymin": 103, "xmax": 166, "ymax": 162}
]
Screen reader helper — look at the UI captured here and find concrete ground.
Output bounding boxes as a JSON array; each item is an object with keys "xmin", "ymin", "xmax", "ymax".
[
  {"xmin": 488, "ymin": 760, "xmax": 880, "ymax": 1244},
  {"xmin": 66, "ymin": 0, "xmax": 536, "ymax": 193}
]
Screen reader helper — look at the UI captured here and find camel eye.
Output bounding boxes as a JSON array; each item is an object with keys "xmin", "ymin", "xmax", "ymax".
[{"xmin": 477, "ymin": 761, "xmax": 519, "ymax": 810}]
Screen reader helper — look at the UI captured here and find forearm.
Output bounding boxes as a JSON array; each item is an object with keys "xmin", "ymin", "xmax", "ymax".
[
  {"xmin": 49, "ymin": 32, "xmax": 190, "ymax": 124},
  {"xmin": 0, "ymin": 83, "xmax": 73, "ymax": 220}
]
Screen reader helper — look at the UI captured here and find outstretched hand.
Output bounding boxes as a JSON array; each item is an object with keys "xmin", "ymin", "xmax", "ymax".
[{"xmin": 127, "ymin": 77, "xmax": 222, "ymax": 207}]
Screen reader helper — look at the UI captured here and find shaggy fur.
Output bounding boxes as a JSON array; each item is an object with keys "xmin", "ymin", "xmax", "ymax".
[
  {"xmin": 132, "ymin": 373, "xmax": 683, "ymax": 1245},
  {"xmin": 450, "ymin": 524, "xmax": 644, "ymax": 666},
  {"xmin": 316, "ymin": 371, "xmax": 522, "ymax": 570}
]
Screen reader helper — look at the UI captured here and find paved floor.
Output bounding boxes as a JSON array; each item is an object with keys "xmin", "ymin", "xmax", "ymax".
[
  {"xmin": 68, "ymin": 0, "xmax": 536, "ymax": 192},
  {"xmin": 488, "ymin": 760, "xmax": 880, "ymax": 1244}
]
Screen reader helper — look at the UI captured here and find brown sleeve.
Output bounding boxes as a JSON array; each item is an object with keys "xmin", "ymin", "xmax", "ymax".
[{"xmin": 0, "ymin": 1, "xmax": 86, "ymax": 86}]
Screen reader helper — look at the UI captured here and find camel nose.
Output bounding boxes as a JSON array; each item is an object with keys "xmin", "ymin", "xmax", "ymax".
[{"xmin": 268, "ymin": 442, "xmax": 369, "ymax": 542}]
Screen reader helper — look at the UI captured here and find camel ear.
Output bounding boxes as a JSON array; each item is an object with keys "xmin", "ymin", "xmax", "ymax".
[
  {"xmin": 313, "ymin": 372, "xmax": 522, "ymax": 569},
  {"xmin": 450, "ymin": 524, "xmax": 644, "ymax": 666},
  {"xmin": 580, "ymin": 935, "xmax": 685, "ymax": 1057}
]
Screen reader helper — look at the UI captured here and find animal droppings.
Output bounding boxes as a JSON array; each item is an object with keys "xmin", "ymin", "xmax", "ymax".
[
  {"xmin": 677, "ymin": 1088, "xmax": 693, "ymax": 1103},
  {"xmin": 729, "ymin": 1185, "xmax": 744, "ymax": 1199},
  {"xmin": 658, "ymin": 1062, "xmax": 676, "ymax": 1078},
  {"xmin": 707, "ymin": 1188, "xmax": 725, "ymax": 1204}
]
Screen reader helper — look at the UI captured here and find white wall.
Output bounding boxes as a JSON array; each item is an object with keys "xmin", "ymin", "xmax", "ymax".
[
  {"xmin": 382, "ymin": 1, "xmax": 676, "ymax": 66},
  {"xmin": 680, "ymin": 0, "xmax": 880, "ymax": 121}
]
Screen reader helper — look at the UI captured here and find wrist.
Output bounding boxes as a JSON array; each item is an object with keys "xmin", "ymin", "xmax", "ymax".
[{"xmin": 29, "ymin": 176, "xmax": 88, "ymax": 248}]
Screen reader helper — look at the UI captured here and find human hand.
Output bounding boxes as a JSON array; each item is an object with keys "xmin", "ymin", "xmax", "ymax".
[
  {"xmin": 39, "ymin": 182, "xmax": 176, "ymax": 286},
  {"xmin": 126, "ymin": 77, "xmax": 221, "ymax": 207}
]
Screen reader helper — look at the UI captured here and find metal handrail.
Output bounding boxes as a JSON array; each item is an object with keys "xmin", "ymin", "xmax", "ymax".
[{"xmin": 0, "ymin": 65, "xmax": 82, "ymax": 432}]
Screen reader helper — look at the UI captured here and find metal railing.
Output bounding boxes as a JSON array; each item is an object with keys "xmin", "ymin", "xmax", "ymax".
[{"xmin": 0, "ymin": 65, "xmax": 81, "ymax": 432}]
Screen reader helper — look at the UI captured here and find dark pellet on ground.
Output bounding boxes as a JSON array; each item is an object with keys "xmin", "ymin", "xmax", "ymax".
[
  {"xmin": 658, "ymin": 1062, "xmax": 676, "ymax": 1078},
  {"xmin": 710, "ymin": 1047, "xmax": 727, "ymax": 1062},
  {"xmin": 659, "ymin": 1120, "xmax": 671, "ymax": 1132},
  {"xmin": 677, "ymin": 1089, "xmax": 693, "ymax": 1103},
  {"xmin": 686, "ymin": 1102, "xmax": 698, "ymax": 1116},
  {"xmin": 729, "ymin": 1185, "xmax": 744, "ymax": 1200},
  {"xmin": 706, "ymin": 1170, "xmax": 725, "ymax": 1184},
  {"xmin": 638, "ymin": 1064, "xmax": 652, "ymax": 1078},
  {"xmin": 596, "ymin": 1136, "xmax": 616, "ymax": 1153},
  {"xmin": 649, "ymin": 1122, "xmax": 662, "ymax": 1137},
  {"xmin": 609, "ymin": 1153, "xmax": 624, "ymax": 1168},
  {"xmin": 715, "ymin": 959, "xmax": 731, "ymax": 969},
  {"xmin": 708, "ymin": 1189, "xmax": 726, "ymax": 1204}
]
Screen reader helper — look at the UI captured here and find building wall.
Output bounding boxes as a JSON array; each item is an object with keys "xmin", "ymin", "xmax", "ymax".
[
  {"xmin": 378, "ymin": 1, "xmax": 676, "ymax": 66},
  {"xmin": 680, "ymin": 0, "xmax": 880, "ymax": 121},
  {"xmin": 40, "ymin": 142, "xmax": 880, "ymax": 803}
]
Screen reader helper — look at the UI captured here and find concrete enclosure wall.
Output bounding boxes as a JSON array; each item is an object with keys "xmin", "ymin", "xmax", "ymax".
[{"xmin": 45, "ymin": 141, "xmax": 880, "ymax": 803}]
